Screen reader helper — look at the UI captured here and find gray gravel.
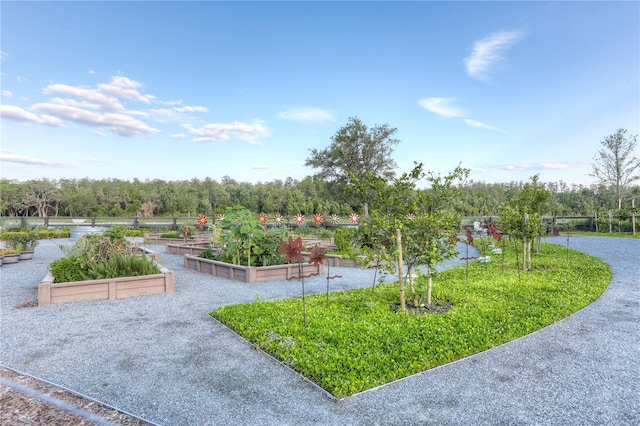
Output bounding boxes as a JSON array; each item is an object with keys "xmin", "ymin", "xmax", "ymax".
[{"xmin": 1, "ymin": 236, "xmax": 638, "ymax": 425}]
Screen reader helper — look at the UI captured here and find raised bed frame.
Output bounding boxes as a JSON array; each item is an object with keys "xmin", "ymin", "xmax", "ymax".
[
  {"xmin": 38, "ymin": 258, "xmax": 174, "ymax": 307},
  {"xmin": 183, "ymin": 255, "xmax": 323, "ymax": 283}
]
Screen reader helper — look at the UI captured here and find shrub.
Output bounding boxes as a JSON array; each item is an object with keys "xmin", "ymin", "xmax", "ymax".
[
  {"xmin": 50, "ymin": 227, "xmax": 159, "ymax": 283},
  {"xmin": 198, "ymin": 248, "xmax": 217, "ymax": 260},
  {"xmin": 333, "ymin": 226, "xmax": 360, "ymax": 258},
  {"xmin": 49, "ymin": 255, "xmax": 88, "ymax": 283},
  {"xmin": 160, "ymin": 231, "xmax": 180, "ymax": 238}
]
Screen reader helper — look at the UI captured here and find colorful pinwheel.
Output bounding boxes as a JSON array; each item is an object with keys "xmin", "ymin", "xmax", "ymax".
[
  {"xmin": 349, "ymin": 213, "xmax": 360, "ymax": 224},
  {"xmin": 197, "ymin": 214, "xmax": 208, "ymax": 227},
  {"xmin": 278, "ymin": 236, "xmax": 305, "ymax": 264},
  {"xmin": 257, "ymin": 213, "xmax": 268, "ymax": 224},
  {"xmin": 313, "ymin": 213, "xmax": 324, "ymax": 226},
  {"xmin": 294, "ymin": 213, "xmax": 305, "ymax": 225},
  {"xmin": 308, "ymin": 244, "xmax": 327, "ymax": 267}
]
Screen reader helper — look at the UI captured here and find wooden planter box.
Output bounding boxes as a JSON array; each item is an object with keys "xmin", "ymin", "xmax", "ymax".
[
  {"xmin": 144, "ymin": 234, "xmax": 208, "ymax": 246},
  {"xmin": 183, "ymin": 255, "xmax": 323, "ymax": 283},
  {"xmin": 38, "ymin": 264, "xmax": 175, "ymax": 307},
  {"xmin": 166, "ymin": 243, "xmax": 211, "ymax": 256},
  {"xmin": 324, "ymin": 254, "xmax": 357, "ymax": 268}
]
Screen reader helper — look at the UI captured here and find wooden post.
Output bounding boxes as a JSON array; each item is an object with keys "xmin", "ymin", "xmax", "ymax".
[
  {"xmin": 396, "ymin": 229, "xmax": 406, "ymax": 313},
  {"xmin": 633, "ymin": 198, "xmax": 636, "ymax": 236}
]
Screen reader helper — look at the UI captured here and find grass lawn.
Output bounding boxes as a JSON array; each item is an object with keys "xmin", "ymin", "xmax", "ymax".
[
  {"xmin": 567, "ymin": 230, "xmax": 639, "ymax": 239},
  {"xmin": 210, "ymin": 242, "xmax": 611, "ymax": 398}
]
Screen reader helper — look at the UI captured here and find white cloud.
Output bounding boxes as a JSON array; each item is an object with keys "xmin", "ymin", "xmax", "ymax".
[
  {"xmin": 184, "ymin": 120, "xmax": 270, "ymax": 143},
  {"xmin": 31, "ymin": 102, "xmax": 160, "ymax": 136},
  {"xmin": 496, "ymin": 162, "xmax": 570, "ymax": 172},
  {"xmin": 2, "ymin": 90, "xmax": 13, "ymax": 98},
  {"xmin": 0, "ymin": 51, "xmax": 7, "ymax": 60},
  {"xmin": 417, "ymin": 98, "xmax": 464, "ymax": 118},
  {"xmin": 97, "ymin": 76, "xmax": 155, "ymax": 104},
  {"xmin": 0, "ymin": 153, "xmax": 66, "ymax": 167},
  {"xmin": 170, "ymin": 133, "xmax": 187, "ymax": 138},
  {"xmin": 43, "ymin": 84, "xmax": 125, "ymax": 111},
  {"xmin": 279, "ymin": 107, "xmax": 334, "ymax": 122},
  {"xmin": 175, "ymin": 105, "xmax": 208, "ymax": 113},
  {"xmin": 252, "ymin": 165, "xmax": 272, "ymax": 169},
  {"xmin": 88, "ymin": 70, "xmax": 95, "ymax": 75},
  {"xmin": 0, "ymin": 105, "xmax": 64, "ymax": 126},
  {"xmin": 463, "ymin": 118, "xmax": 506, "ymax": 133},
  {"xmin": 464, "ymin": 29, "xmax": 526, "ymax": 81},
  {"xmin": 419, "ymin": 97, "xmax": 505, "ymax": 133}
]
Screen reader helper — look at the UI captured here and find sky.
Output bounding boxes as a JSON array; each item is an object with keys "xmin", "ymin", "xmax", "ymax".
[{"xmin": 1, "ymin": 1, "xmax": 638, "ymax": 187}]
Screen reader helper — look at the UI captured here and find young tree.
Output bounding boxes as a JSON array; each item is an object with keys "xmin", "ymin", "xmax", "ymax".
[
  {"xmin": 498, "ymin": 175, "xmax": 550, "ymax": 270},
  {"xmin": 590, "ymin": 129, "xmax": 640, "ymax": 209},
  {"xmin": 355, "ymin": 163, "xmax": 469, "ymax": 309},
  {"xmin": 305, "ymin": 116, "xmax": 400, "ymax": 217}
]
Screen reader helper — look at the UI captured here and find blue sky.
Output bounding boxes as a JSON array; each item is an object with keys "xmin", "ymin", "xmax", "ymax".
[{"xmin": 1, "ymin": 1, "xmax": 638, "ymax": 186}]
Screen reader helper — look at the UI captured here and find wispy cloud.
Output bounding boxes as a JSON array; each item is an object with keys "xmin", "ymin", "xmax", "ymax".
[
  {"xmin": 279, "ymin": 107, "xmax": 334, "ymax": 122},
  {"xmin": 0, "ymin": 105, "xmax": 64, "ymax": 126},
  {"xmin": 252, "ymin": 165, "xmax": 272, "ymax": 169},
  {"xmin": 2, "ymin": 90, "xmax": 13, "ymax": 98},
  {"xmin": 419, "ymin": 98, "xmax": 505, "ymax": 132},
  {"xmin": 184, "ymin": 120, "xmax": 270, "ymax": 143},
  {"xmin": 464, "ymin": 29, "xmax": 526, "ymax": 81},
  {"xmin": 0, "ymin": 153, "xmax": 66, "ymax": 167},
  {"xmin": 97, "ymin": 76, "xmax": 155, "ymax": 104},
  {"xmin": 417, "ymin": 98, "xmax": 464, "ymax": 118},
  {"xmin": 170, "ymin": 133, "xmax": 187, "ymax": 138},
  {"xmin": 32, "ymin": 102, "xmax": 159, "ymax": 136},
  {"xmin": 463, "ymin": 118, "xmax": 506, "ymax": 133},
  {"xmin": 475, "ymin": 162, "xmax": 570, "ymax": 173},
  {"xmin": 175, "ymin": 105, "xmax": 208, "ymax": 113},
  {"xmin": 43, "ymin": 84, "xmax": 125, "ymax": 111}
]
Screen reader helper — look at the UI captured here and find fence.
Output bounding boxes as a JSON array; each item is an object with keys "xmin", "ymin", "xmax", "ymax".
[{"xmin": 1, "ymin": 214, "xmax": 637, "ymax": 234}]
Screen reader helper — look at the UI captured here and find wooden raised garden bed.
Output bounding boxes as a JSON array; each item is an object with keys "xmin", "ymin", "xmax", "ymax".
[
  {"xmin": 166, "ymin": 243, "xmax": 210, "ymax": 256},
  {"xmin": 324, "ymin": 254, "xmax": 357, "ymax": 268},
  {"xmin": 183, "ymin": 254, "xmax": 323, "ymax": 283},
  {"xmin": 144, "ymin": 233, "xmax": 208, "ymax": 246},
  {"xmin": 38, "ymin": 264, "xmax": 175, "ymax": 307}
]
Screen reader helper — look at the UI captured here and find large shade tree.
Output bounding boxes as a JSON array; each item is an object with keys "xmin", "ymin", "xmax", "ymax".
[
  {"xmin": 305, "ymin": 116, "xmax": 400, "ymax": 217},
  {"xmin": 590, "ymin": 128, "xmax": 640, "ymax": 210}
]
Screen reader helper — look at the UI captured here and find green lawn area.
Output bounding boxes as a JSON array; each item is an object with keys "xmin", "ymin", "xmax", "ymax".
[
  {"xmin": 567, "ymin": 230, "xmax": 639, "ymax": 239},
  {"xmin": 210, "ymin": 243, "xmax": 611, "ymax": 398}
]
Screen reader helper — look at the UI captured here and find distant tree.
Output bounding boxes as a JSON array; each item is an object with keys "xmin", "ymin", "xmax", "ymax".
[
  {"xmin": 590, "ymin": 129, "xmax": 640, "ymax": 209},
  {"xmin": 305, "ymin": 116, "xmax": 400, "ymax": 217}
]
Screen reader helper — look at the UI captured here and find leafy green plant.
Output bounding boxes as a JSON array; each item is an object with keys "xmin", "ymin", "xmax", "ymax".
[
  {"xmin": 85, "ymin": 254, "xmax": 160, "ymax": 279},
  {"xmin": 2, "ymin": 229, "xmax": 39, "ymax": 251},
  {"xmin": 49, "ymin": 255, "xmax": 88, "ymax": 282},
  {"xmin": 215, "ymin": 206, "xmax": 286, "ymax": 267},
  {"xmin": 211, "ymin": 243, "xmax": 610, "ymax": 398},
  {"xmin": 160, "ymin": 231, "xmax": 180, "ymax": 238},
  {"xmin": 332, "ymin": 226, "xmax": 359, "ymax": 258},
  {"xmin": 50, "ymin": 227, "xmax": 159, "ymax": 283},
  {"xmin": 0, "ymin": 248, "xmax": 21, "ymax": 256},
  {"xmin": 198, "ymin": 248, "xmax": 217, "ymax": 260}
]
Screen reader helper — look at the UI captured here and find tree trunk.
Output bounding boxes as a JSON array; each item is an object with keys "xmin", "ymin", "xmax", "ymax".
[
  {"xmin": 396, "ymin": 229, "xmax": 406, "ymax": 313},
  {"xmin": 427, "ymin": 269, "xmax": 433, "ymax": 306}
]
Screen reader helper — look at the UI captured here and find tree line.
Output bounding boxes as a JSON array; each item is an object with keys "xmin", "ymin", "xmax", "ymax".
[
  {"xmin": 1, "ymin": 175, "xmax": 635, "ymax": 219},
  {"xmin": 1, "ymin": 119, "xmax": 637, "ymax": 220}
]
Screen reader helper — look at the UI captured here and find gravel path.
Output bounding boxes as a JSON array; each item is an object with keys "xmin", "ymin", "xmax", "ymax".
[{"xmin": 1, "ymin": 236, "xmax": 638, "ymax": 425}]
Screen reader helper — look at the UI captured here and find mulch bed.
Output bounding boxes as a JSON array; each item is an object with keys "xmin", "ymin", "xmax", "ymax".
[{"xmin": 0, "ymin": 366, "xmax": 154, "ymax": 426}]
